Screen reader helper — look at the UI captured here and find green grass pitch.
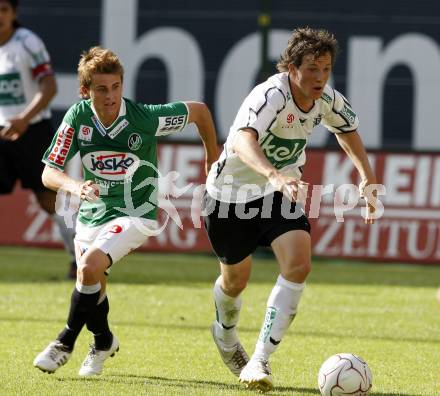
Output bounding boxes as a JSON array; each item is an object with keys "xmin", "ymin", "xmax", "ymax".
[{"xmin": 0, "ymin": 246, "xmax": 439, "ymax": 395}]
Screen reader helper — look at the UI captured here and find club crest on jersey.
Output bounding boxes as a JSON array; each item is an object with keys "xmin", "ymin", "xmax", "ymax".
[
  {"xmin": 128, "ymin": 133, "xmax": 142, "ymax": 151},
  {"xmin": 78, "ymin": 125, "xmax": 93, "ymax": 141},
  {"xmin": 82, "ymin": 151, "xmax": 140, "ymax": 181},
  {"xmin": 287, "ymin": 113, "xmax": 295, "ymax": 123},
  {"xmin": 313, "ymin": 114, "xmax": 323, "ymax": 126}
]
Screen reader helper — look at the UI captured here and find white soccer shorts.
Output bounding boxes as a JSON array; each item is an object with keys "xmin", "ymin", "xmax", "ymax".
[{"xmin": 74, "ymin": 216, "xmax": 157, "ymax": 267}]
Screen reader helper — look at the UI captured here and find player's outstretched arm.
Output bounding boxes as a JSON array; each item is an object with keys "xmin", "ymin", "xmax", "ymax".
[
  {"xmin": 42, "ymin": 165, "xmax": 99, "ymax": 202},
  {"xmin": 185, "ymin": 101, "xmax": 219, "ymax": 175},
  {"xmin": 335, "ymin": 130, "xmax": 377, "ymax": 224}
]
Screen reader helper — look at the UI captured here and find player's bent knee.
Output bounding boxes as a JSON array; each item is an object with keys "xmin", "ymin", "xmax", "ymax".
[
  {"xmin": 283, "ymin": 260, "xmax": 311, "ymax": 282},
  {"xmin": 77, "ymin": 263, "xmax": 101, "ymax": 283},
  {"xmin": 78, "ymin": 250, "xmax": 109, "ymax": 282},
  {"xmin": 222, "ymin": 276, "xmax": 248, "ymax": 296}
]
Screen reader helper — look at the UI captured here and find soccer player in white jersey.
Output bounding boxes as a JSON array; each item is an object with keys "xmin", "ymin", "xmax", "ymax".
[
  {"xmin": 0, "ymin": 0, "xmax": 76, "ymax": 277},
  {"xmin": 33, "ymin": 47, "xmax": 218, "ymax": 376},
  {"xmin": 204, "ymin": 27, "xmax": 377, "ymax": 392}
]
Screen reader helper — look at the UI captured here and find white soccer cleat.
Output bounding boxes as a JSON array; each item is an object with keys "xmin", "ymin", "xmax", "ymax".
[
  {"xmin": 239, "ymin": 358, "xmax": 274, "ymax": 393},
  {"xmin": 211, "ymin": 321, "xmax": 249, "ymax": 377},
  {"xmin": 78, "ymin": 335, "xmax": 119, "ymax": 376},
  {"xmin": 33, "ymin": 341, "xmax": 72, "ymax": 373}
]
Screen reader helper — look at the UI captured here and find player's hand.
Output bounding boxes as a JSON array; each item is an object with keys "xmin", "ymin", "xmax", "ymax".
[
  {"xmin": 359, "ymin": 178, "xmax": 377, "ymax": 224},
  {"xmin": 0, "ymin": 116, "xmax": 29, "ymax": 141},
  {"xmin": 79, "ymin": 180, "xmax": 100, "ymax": 202},
  {"xmin": 268, "ymin": 171, "xmax": 309, "ymax": 203}
]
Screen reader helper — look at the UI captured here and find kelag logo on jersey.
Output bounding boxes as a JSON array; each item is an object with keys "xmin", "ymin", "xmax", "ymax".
[
  {"xmin": 260, "ymin": 133, "xmax": 306, "ymax": 169},
  {"xmin": 0, "ymin": 72, "xmax": 25, "ymax": 105},
  {"xmin": 82, "ymin": 151, "xmax": 140, "ymax": 180}
]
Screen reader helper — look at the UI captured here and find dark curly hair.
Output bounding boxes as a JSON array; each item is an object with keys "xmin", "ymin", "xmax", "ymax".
[{"xmin": 277, "ymin": 27, "xmax": 339, "ymax": 72}]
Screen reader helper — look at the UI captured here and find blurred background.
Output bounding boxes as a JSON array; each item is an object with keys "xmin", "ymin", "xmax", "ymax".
[{"xmin": 0, "ymin": 0, "xmax": 439, "ymax": 264}]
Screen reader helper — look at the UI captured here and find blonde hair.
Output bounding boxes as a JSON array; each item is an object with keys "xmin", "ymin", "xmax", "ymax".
[
  {"xmin": 277, "ymin": 27, "xmax": 338, "ymax": 72},
  {"xmin": 77, "ymin": 46, "xmax": 124, "ymax": 88}
]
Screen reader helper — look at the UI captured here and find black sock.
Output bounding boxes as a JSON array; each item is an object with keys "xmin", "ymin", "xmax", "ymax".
[
  {"xmin": 57, "ymin": 288, "xmax": 100, "ymax": 350},
  {"xmin": 86, "ymin": 296, "xmax": 113, "ymax": 350}
]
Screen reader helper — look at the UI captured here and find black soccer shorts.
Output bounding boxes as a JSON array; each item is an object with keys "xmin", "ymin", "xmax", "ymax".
[
  {"xmin": 0, "ymin": 119, "xmax": 54, "ymax": 194},
  {"xmin": 202, "ymin": 191, "xmax": 311, "ymax": 264}
]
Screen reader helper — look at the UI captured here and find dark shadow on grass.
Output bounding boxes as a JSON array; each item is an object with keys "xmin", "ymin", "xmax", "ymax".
[
  {"xmin": 3, "ymin": 316, "xmax": 440, "ymax": 346},
  {"xmin": 57, "ymin": 373, "xmax": 421, "ymax": 396},
  {"xmin": 1, "ymin": 247, "xmax": 440, "ymax": 287},
  {"xmin": 58, "ymin": 373, "xmax": 320, "ymax": 394}
]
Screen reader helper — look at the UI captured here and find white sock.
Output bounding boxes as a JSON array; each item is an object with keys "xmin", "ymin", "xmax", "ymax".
[
  {"xmin": 253, "ymin": 275, "xmax": 305, "ymax": 361},
  {"xmin": 213, "ymin": 276, "xmax": 242, "ymax": 347}
]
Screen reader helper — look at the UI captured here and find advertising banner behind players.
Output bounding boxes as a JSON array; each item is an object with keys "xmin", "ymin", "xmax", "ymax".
[{"xmin": 0, "ymin": 144, "xmax": 438, "ymax": 264}]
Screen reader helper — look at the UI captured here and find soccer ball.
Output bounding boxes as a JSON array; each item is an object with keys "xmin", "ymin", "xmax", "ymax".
[{"xmin": 318, "ymin": 353, "xmax": 372, "ymax": 396}]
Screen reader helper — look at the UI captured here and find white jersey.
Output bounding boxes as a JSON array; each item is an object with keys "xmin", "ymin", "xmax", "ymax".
[
  {"xmin": 0, "ymin": 27, "xmax": 53, "ymax": 125},
  {"xmin": 206, "ymin": 72, "xmax": 359, "ymax": 203}
]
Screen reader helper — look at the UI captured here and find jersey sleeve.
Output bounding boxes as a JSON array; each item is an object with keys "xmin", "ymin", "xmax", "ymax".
[
  {"xmin": 42, "ymin": 106, "xmax": 79, "ymax": 171},
  {"xmin": 321, "ymin": 88, "xmax": 359, "ymax": 134},
  {"xmin": 143, "ymin": 102, "xmax": 189, "ymax": 137},
  {"xmin": 237, "ymin": 86, "xmax": 286, "ymax": 139},
  {"xmin": 21, "ymin": 31, "xmax": 53, "ymax": 81}
]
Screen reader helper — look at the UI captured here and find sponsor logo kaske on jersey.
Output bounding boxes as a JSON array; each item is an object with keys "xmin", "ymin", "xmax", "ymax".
[
  {"xmin": 82, "ymin": 151, "xmax": 140, "ymax": 181},
  {"xmin": 128, "ymin": 133, "xmax": 142, "ymax": 150}
]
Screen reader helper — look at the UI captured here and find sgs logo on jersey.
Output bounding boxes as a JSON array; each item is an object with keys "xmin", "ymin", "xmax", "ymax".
[
  {"xmin": 82, "ymin": 151, "xmax": 140, "ymax": 181},
  {"xmin": 164, "ymin": 115, "xmax": 185, "ymax": 126},
  {"xmin": 156, "ymin": 115, "xmax": 187, "ymax": 135}
]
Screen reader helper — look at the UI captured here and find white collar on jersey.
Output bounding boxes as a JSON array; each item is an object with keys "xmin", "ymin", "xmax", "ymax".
[{"xmin": 90, "ymin": 98, "xmax": 127, "ymax": 132}]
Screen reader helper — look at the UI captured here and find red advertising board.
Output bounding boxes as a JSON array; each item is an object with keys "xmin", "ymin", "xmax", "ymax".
[
  {"xmin": 0, "ymin": 144, "xmax": 439, "ymax": 264},
  {"xmin": 303, "ymin": 151, "xmax": 440, "ymax": 264}
]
